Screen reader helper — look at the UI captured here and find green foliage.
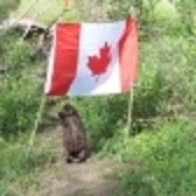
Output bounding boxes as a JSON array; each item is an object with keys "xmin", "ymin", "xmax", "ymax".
[
  {"xmin": 175, "ymin": 0, "xmax": 196, "ymax": 35},
  {"xmin": 120, "ymin": 167, "xmax": 157, "ymax": 196},
  {"xmin": 0, "ymin": 136, "xmax": 51, "ymax": 196},
  {"xmin": 72, "ymin": 95, "xmax": 128, "ymax": 149},
  {"xmin": 133, "ymin": 35, "xmax": 196, "ymax": 124},
  {"xmin": 105, "ymin": 120, "xmax": 196, "ymax": 196},
  {"xmin": 0, "ymin": 0, "xmax": 20, "ymax": 21},
  {"xmin": 0, "ymin": 22, "xmax": 49, "ymax": 194},
  {"xmin": 17, "ymin": 0, "xmax": 79, "ymax": 23},
  {"xmin": 3, "ymin": 41, "xmax": 31, "ymax": 74},
  {"xmin": 108, "ymin": 0, "xmax": 196, "ymax": 38},
  {"xmin": 0, "ymin": 30, "xmax": 36, "ymax": 75},
  {"xmin": 0, "ymin": 31, "xmax": 43, "ymax": 140},
  {"xmin": 0, "ymin": 80, "xmax": 40, "ymax": 139}
]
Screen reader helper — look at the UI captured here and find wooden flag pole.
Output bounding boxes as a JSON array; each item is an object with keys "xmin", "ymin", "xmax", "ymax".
[
  {"xmin": 126, "ymin": 8, "xmax": 137, "ymax": 136},
  {"xmin": 26, "ymin": 95, "xmax": 47, "ymax": 158},
  {"xmin": 126, "ymin": 87, "xmax": 135, "ymax": 136},
  {"xmin": 25, "ymin": 5, "xmax": 72, "ymax": 158}
]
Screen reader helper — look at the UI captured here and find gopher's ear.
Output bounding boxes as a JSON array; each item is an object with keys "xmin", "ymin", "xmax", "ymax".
[{"xmin": 58, "ymin": 111, "xmax": 65, "ymax": 120}]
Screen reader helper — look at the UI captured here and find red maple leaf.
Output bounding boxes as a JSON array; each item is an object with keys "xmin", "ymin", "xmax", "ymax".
[{"xmin": 87, "ymin": 42, "xmax": 112, "ymax": 76}]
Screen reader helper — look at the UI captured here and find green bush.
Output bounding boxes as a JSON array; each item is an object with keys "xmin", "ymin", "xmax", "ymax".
[
  {"xmin": 72, "ymin": 95, "xmax": 128, "ymax": 149},
  {"xmin": 0, "ymin": 30, "xmax": 37, "ymax": 77},
  {"xmin": 0, "ymin": 0, "xmax": 20, "ymax": 22},
  {"xmin": 133, "ymin": 35, "xmax": 196, "ymax": 124},
  {"xmin": 117, "ymin": 120, "xmax": 196, "ymax": 196},
  {"xmin": 0, "ymin": 136, "xmax": 51, "ymax": 196},
  {"xmin": 0, "ymin": 80, "xmax": 40, "ymax": 140},
  {"xmin": 0, "ymin": 31, "xmax": 43, "ymax": 140}
]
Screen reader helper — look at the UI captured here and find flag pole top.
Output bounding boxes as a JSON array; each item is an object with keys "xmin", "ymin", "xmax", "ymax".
[{"xmin": 129, "ymin": 6, "xmax": 138, "ymax": 20}]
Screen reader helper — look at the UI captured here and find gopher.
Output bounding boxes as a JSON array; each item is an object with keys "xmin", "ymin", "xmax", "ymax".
[{"xmin": 58, "ymin": 104, "xmax": 88, "ymax": 163}]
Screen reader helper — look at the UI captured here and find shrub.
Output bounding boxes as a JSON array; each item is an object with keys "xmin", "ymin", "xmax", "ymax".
[
  {"xmin": 72, "ymin": 95, "xmax": 129, "ymax": 149},
  {"xmin": 0, "ymin": 79, "xmax": 40, "ymax": 140},
  {"xmin": 118, "ymin": 120, "xmax": 196, "ymax": 196},
  {"xmin": 0, "ymin": 0, "xmax": 20, "ymax": 22},
  {"xmin": 0, "ymin": 30, "xmax": 43, "ymax": 140},
  {"xmin": 0, "ymin": 136, "xmax": 51, "ymax": 195}
]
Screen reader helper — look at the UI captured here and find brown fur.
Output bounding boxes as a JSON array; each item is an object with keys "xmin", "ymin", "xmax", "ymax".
[{"xmin": 58, "ymin": 104, "xmax": 88, "ymax": 163}]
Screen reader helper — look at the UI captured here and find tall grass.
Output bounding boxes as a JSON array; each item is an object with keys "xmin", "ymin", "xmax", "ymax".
[
  {"xmin": 0, "ymin": 136, "xmax": 51, "ymax": 196},
  {"xmin": 114, "ymin": 120, "xmax": 196, "ymax": 196}
]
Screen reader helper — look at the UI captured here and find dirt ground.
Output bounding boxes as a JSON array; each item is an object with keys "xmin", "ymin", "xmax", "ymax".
[{"xmin": 24, "ymin": 125, "xmax": 130, "ymax": 196}]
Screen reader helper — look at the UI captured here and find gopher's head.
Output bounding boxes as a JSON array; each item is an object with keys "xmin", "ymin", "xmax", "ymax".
[{"xmin": 58, "ymin": 104, "xmax": 78, "ymax": 121}]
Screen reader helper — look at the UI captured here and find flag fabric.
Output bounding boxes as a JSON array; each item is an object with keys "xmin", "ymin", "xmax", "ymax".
[{"xmin": 45, "ymin": 17, "xmax": 138, "ymax": 96}]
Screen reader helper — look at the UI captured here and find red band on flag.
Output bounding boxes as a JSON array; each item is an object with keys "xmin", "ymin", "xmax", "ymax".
[
  {"xmin": 47, "ymin": 23, "xmax": 81, "ymax": 95},
  {"xmin": 119, "ymin": 18, "xmax": 138, "ymax": 92}
]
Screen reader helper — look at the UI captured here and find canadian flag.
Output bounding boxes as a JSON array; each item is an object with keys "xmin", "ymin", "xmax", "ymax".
[{"xmin": 45, "ymin": 17, "xmax": 138, "ymax": 96}]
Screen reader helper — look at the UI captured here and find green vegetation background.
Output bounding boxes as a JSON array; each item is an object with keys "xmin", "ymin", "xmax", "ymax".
[{"xmin": 0, "ymin": 0, "xmax": 195, "ymax": 195}]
